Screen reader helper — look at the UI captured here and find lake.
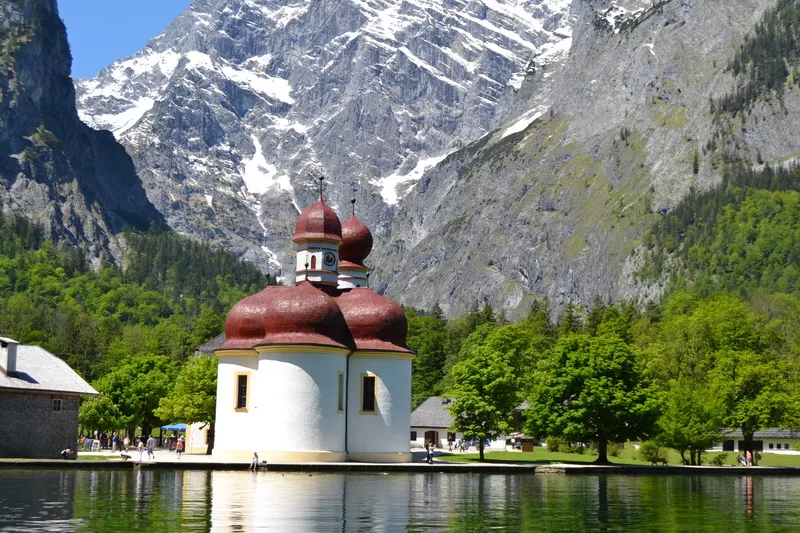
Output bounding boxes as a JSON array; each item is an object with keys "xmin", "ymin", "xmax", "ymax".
[{"xmin": 1, "ymin": 469, "xmax": 799, "ymax": 531}]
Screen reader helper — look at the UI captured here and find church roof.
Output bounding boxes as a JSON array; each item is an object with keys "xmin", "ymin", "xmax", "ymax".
[
  {"xmin": 0, "ymin": 345, "xmax": 98, "ymax": 396},
  {"xmin": 292, "ymin": 196, "xmax": 342, "ymax": 244},
  {"xmin": 335, "ymin": 287, "xmax": 411, "ymax": 353},
  {"xmin": 220, "ymin": 194, "xmax": 410, "ymax": 355},
  {"xmin": 220, "ymin": 282, "xmax": 355, "ymax": 351},
  {"xmin": 339, "ymin": 215, "xmax": 373, "ymax": 266}
]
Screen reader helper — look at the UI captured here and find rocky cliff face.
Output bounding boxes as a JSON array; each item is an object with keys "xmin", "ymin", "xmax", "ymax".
[
  {"xmin": 74, "ymin": 0, "xmax": 797, "ymax": 317},
  {"xmin": 372, "ymin": 0, "xmax": 778, "ymax": 316},
  {"xmin": 0, "ymin": 0, "xmax": 163, "ymax": 263},
  {"xmin": 75, "ymin": 0, "xmax": 573, "ymax": 274}
]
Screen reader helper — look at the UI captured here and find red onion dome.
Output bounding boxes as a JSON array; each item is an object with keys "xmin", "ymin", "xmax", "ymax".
[
  {"xmin": 293, "ymin": 196, "xmax": 342, "ymax": 244},
  {"xmin": 335, "ymin": 287, "xmax": 411, "ymax": 353},
  {"xmin": 339, "ymin": 215, "xmax": 373, "ymax": 266},
  {"xmin": 220, "ymin": 282, "xmax": 354, "ymax": 350}
]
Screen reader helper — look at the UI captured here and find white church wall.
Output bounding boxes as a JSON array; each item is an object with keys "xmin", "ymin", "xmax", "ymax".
[
  {"xmin": 254, "ymin": 349, "xmax": 347, "ymax": 461},
  {"xmin": 347, "ymin": 354, "xmax": 412, "ymax": 462},
  {"xmin": 213, "ymin": 355, "xmax": 259, "ymax": 460}
]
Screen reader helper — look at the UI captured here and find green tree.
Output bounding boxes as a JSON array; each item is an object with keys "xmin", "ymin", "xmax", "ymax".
[
  {"xmin": 90, "ymin": 355, "xmax": 180, "ymax": 439},
  {"xmin": 558, "ymin": 302, "xmax": 583, "ymax": 336},
  {"xmin": 407, "ymin": 307, "xmax": 448, "ymax": 408},
  {"xmin": 526, "ymin": 334, "xmax": 660, "ymax": 464},
  {"xmin": 155, "ymin": 355, "xmax": 219, "ymax": 454},
  {"xmin": 447, "ymin": 340, "xmax": 520, "ymax": 461},
  {"xmin": 78, "ymin": 394, "xmax": 123, "ymax": 431},
  {"xmin": 656, "ymin": 378, "xmax": 722, "ymax": 465},
  {"xmin": 711, "ymin": 349, "xmax": 799, "ymax": 464}
]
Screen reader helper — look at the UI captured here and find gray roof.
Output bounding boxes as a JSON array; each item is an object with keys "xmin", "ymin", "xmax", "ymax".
[
  {"xmin": 410, "ymin": 397, "xmax": 455, "ymax": 428},
  {"xmin": 411, "ymin": 397, "xmax": 529, "ymax": 428},
  {"xmin": 195, "ymin": 333, "xmax": 226, "ymax": 357},
  {"xmin": 0, "ymin": 345, "xmax": 98, "ymax": 396},
  {"xmin": 723, "ymin": 428, "xmax": 800, "ymax": 440}
]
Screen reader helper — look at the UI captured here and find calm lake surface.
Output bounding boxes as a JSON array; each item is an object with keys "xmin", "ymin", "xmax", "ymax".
[{"xmin": 1, "ymin": 469, "xmax": 799, "ymax": 532}]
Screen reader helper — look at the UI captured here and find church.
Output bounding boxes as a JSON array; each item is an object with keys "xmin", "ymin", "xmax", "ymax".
[{"xmin": 212, "ymin": 188, "xmax": 414, "ymax": 462}]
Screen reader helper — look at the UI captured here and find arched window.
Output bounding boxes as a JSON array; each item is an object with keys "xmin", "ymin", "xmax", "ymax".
[{"xmin": 310, "ymin": 255, "xmax": 317, "ymax": 269}]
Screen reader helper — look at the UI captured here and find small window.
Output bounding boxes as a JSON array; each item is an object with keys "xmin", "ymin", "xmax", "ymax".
[
  {"xmin": 786, "ymin": 443, "xmax": 791, "ymax": 450},
  {"xmin": 770, "ymin": 443, "xmax": 775, "ymax": 449},
  {"xmin": 310, "ymin": 255, "xmax": 317, "ymax": 269},
  {"xmin": 337, "ymin": 372, "xmax": 345, "ymax": 412},
  {"xmin": 411, "ymin": 431, "xmax": 417, "ymax": 441},
  {"xmin": 235, "ymin": 374, "xmax": 248, "ymax": 410},
  {"xmin": 361, "ymin": 374, "xmax": 376, "ymax": 413},
  {"xmin": 52, "ymin": 399, "xmax": 62, "ymax": 412}
]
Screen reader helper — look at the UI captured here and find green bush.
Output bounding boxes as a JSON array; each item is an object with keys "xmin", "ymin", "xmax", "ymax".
[
  {"xmin": 709, "ymin": 453, "xmax": 728, "ymax": 466},
  {"xmin": 546, "ymin": 437, "xmax": 566, "ymax": 453},
  {"xmin": 637, "ymin": 441, "xmax": 662, "ymax": 462},
  {"xmin": 608, "ymin": 442, "xmax": 624, "ymax": 457},
  {"xmin": 569, "ymin": 443, "xmax": 586, "ymax": 455}
]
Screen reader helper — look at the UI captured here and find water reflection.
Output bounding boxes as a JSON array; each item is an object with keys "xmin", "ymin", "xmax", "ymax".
[
  {"xmin": 2, "ymin": 469, "xmax": 800, "ymax": 531},
  {"xmin": 210, "ymin": 472, "xmax": 413, "ymax": 531}
]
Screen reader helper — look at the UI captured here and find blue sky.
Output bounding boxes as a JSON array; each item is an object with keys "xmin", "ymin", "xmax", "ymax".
[{"xmin": 59, "ymin": 0, "xmax": 193, "ymax": 79}]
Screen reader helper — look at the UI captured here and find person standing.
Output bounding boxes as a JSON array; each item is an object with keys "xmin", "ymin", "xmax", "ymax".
[
  {"xmin": 746, "ymin": 450, "xmax": 753, "ymax": 466},
  {"xmin": 146, "ymin": 435, "xmax": 156, "ymax": 460},
  {"xmin": 123, "ymin": 435, "xmax": 131, "ymax": 452},
  {"xmin": 137, "ymin": 439, "xmax": 144, "ymax": 461},
  {"xmin": 427, "ymin": 441, "xmax": 435, "ymax": 464},
  {"xmin": 177, "ymin": 437, "xmax": 184, "ymax": 459}
]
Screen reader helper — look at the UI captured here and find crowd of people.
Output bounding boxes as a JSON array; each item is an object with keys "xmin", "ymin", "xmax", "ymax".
[{"xmin": 71, "ymin": 431, "xmax": 186, "ymax": 461}]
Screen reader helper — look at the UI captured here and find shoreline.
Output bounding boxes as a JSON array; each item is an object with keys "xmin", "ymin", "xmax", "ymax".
[{"xmin": 1, "ymin": 457, "xmax": 799, "ymax": 475}]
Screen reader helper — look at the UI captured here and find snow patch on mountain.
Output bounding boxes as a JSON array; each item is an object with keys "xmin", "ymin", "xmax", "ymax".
[
  {"xmin": 220, "ymin": 66, "xmax": 294, "ymax": 103},
  {"xmin": 242, "ymin": 135, "xmax": 292, "ymax": 195},
  {"xmin": 501, "ymin": 105, "xmax": 547, "ymax": 139},
  {"xmin": 373, "ymin": 153, "xmax": 451, "ymax": 205}
]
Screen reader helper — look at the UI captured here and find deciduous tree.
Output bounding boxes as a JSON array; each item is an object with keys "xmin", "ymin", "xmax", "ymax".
[
  {"xmin": 447, "ymin": 341, "xmax": 520, "ymax": 461},
  {"xmin": 155, "ymin": 355, "xmax": 219, "ymax": 453},
  {"xmin": 526, "ymin": 334, "xmax": 660, "ymax": 464}
]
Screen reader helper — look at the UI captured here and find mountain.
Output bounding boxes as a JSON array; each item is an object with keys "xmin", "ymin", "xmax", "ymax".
[
  {"xmin": 371, "ymin": 0, "xmax": 785, "ymax": 315},
  {"xmin": 75, "ymin": 0, "xmax": 573, "ymax": 274},
  {"xmin": 0, "ymin": 0, "xmax": 163, "ymax": 264},
  {"xmin": 76, "ymin": 0, "xmax": 800, "ymax": 317}
]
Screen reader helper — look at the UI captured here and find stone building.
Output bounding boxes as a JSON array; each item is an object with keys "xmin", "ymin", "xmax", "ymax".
[
  {"xmin": 213, "ymin": 192, "xmax": 415, "ymax": 462},
  {"xmin": 0, "ymin": 337, "xmax": 98, "ymax": 458}
]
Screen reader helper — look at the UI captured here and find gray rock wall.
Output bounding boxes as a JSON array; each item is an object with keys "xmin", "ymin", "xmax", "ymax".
[{"xmin": 0, "ymin": 0, "xmax": 164, "ymax": 266}]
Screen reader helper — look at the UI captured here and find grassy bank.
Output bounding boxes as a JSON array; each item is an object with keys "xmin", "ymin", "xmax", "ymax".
[{"xmin": 438, "ymin": 446, "xmax": 800, "ymax": 467}]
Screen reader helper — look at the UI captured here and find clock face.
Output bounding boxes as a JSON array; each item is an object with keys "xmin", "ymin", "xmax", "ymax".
[{"xmin": 323, "ymin": 252, "xmax": 336, "ymax": 267}]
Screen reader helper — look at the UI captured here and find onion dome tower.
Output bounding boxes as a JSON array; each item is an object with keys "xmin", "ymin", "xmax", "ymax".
[
  {"xmin": 338, "ymin": 197, "xmax": 373, "ymax": 290},
  {"xmin": 293, "ymin": 177, "xmax": 342, "ymax": 288}
]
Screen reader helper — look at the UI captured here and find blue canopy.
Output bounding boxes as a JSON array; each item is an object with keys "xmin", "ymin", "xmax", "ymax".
[{"xmin": 161, "ymin": 423, "xmax": 187, "ymax": 431}]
